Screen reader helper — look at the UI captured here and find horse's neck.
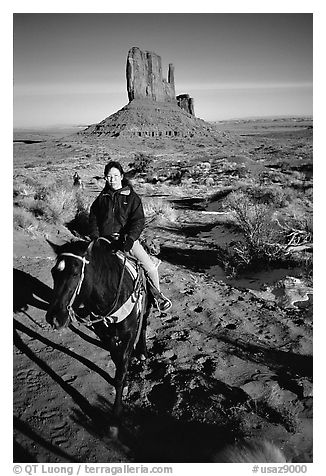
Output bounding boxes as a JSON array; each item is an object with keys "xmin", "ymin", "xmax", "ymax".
[
  {"xmin": 85, "ymin": 252, "xmax": 122, "ymax": 300},
  {"xmin": 84, "ymin": 258, "xmax": 128, "ymax": 316}
]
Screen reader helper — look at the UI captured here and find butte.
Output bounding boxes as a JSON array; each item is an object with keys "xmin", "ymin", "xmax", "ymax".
[{"xmin": 79, "ymin": 47, "xmax": 217, "ymax": 140}]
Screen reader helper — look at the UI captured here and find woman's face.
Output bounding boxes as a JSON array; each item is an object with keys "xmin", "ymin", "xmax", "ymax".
[{"xmin": 105, "ymin": 167, "xmax": 123, "ymax": 190}]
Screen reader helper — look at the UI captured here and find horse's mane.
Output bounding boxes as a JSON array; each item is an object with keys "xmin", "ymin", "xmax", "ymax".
[
  {"xmin": 56, "ymin": 239, "xmax": 131, "ymax": 294},
  {"xmin": 88, "ymin": 239, "xmax": 133, "ymax": 311},
  {"xmin": 90, "ymin": 239, "xmax": 122, "ymax": 277},
  {"xmin": 57, "ymin": 240, "xmax": 91, "ymax": 256}
]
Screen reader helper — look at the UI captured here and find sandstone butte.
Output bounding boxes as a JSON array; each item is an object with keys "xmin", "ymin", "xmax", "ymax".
[{"xmin": 80, "ymin": 47, "xmax": 217, "ymax": 139}]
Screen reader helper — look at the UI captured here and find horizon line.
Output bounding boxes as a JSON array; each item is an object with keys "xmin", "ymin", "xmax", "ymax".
[{"xmin": 13, "ymin": 113, "xmax": 313, "ymax": 131}]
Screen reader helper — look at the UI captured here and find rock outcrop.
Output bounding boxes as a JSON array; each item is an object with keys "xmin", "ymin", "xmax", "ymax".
[
  {"xmin": 177, "ymin": 94, "xmax": 195, "ymax": 116},
  {"xmin": 126, "ymin": 47, "xmax": 176, "ymax": 102},
  {"xmin": 81, "ymin": 99, "xmax": 215, "ymax": 138},
  {"xmin": 80, "ymin": 47, "xmax": 218, "ymax": 140}
]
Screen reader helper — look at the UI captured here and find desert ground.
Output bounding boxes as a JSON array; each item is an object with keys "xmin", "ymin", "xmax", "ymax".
[{"xmin": 13, "ymin": 117, "xmax": 313, "ymax": 463}]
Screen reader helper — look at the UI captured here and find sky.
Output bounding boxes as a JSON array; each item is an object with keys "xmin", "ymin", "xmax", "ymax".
[{"xmin": 12, "ymin": 12, "xmax": 313, "ymax": 128}]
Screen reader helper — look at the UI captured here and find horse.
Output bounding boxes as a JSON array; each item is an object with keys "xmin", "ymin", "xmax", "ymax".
[{"xmin": 45, "ymin": 237, "xmax": 152, "ymax": 431}]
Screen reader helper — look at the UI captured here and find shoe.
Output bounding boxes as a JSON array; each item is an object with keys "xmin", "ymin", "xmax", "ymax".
[{"xmin": 157, "ymin": 297, "xmax": 172, "ymax": 312}]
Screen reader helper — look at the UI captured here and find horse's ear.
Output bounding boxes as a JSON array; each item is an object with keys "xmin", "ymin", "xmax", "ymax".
[{"xmin": 46, "ymin": 238, "xmax": 62, "ymax": 256}]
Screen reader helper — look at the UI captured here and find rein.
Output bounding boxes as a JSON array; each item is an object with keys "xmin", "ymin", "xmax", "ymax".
[{"xmin": 59, "ymin": 252, "xmax": 90, "ymax": 323}]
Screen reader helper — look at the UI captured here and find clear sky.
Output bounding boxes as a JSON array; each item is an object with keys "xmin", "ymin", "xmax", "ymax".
[{"xmin": 13, "ymin": 13, "xmax": 313, "ymax": 128}]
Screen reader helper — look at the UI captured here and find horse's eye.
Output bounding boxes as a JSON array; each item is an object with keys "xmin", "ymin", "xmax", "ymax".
[{"xmin": 57, "ymin": 260, "xmax": 65, "ymax": 271}]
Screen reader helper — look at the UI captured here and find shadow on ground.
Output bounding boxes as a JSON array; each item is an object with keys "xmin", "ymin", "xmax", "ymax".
[
  {"xmin": 71, "ymin": 397, "xmax": 238, "ymax": 463},
  {"xmin": 13, "ymin": 417, "xmax": 78, "ymax": 463},
  {"xmin": 170, "ymin": 197, "xmax": 206, "ymax": 210},
  {"xmin": 14, "ymin": 319, "xmax": 114, "ymax": 386},
  {"xmin": 160, "ymin": 245, "xmax": 223, "ymax": 271},
  {"xmin": 13, "ymin": 268, "xmax": 53, "ymax": 313}
]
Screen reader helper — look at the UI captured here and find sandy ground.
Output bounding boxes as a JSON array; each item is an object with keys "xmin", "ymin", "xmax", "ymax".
[{"xmin": 13, "ymin": 121, "xmax": 313, "ymax": 463}]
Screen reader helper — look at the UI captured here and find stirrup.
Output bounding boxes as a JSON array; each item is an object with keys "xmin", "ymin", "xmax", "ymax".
[{"xmin": 154, "ymin": 295, "xmax": 172, "ymax": 312}]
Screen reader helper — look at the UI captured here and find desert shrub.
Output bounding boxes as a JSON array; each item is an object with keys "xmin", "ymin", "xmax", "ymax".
[
  {"xmin": 13, "ymin": 207, "xmax": 40, "ymax": 233},
  {"xmin": 222, "ymin": 190, "xmax": 313, "ymax": 275},
  {"xmin": 223, "ymin": 191, "xmax": 284, "ymax": 271},
  {"xmin": 129, "ymin": 152, "xmax": 154, "ymax": 173},
  {"xmin": 41, "ymin": 188, "xmax": 76, "ymax": 223},
  {"xmin": 239, "ymin": 184, "xmax": 294, "ymax": 208},
  {"xmin": 142, "ymin": 197, "xmax": 178, "ymax": 224},
  {"xmin": 14, "ymin": 178, "xmax": 82, "ymax": 226},
  {"xmin": 13, "ymin": 176, "xmax": 39, "ymax": 199}
]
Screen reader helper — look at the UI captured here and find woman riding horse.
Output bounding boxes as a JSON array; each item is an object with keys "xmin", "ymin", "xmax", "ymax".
[
  {"xmin": 46, "ymin": 237, "xmax": 150, "ymax": 427},
  {"xmin": 88, "ymin": 160, "xmax": 172, "ymax": 312}
]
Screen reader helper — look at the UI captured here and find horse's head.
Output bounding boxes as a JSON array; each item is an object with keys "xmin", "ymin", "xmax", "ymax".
[{"xmin": 46, "ymin": 239, "xmax": 91, "ymax": 329}]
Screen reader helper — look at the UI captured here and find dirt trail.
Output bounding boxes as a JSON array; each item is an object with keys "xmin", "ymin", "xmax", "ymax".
[{"xmin": 14, "ymin": 221, "xmax": 312, "ymax": 463}]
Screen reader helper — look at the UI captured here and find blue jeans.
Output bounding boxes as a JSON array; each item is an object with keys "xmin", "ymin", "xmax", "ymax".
[{"xmin": 129, "ymin": 240, "xmax": 160, "ymax": 290}]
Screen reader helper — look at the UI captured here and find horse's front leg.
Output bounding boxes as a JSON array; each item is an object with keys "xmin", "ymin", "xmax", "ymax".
[{"xmin": 109, "ymin": 333, "xmax": 135, "ymax": 432}]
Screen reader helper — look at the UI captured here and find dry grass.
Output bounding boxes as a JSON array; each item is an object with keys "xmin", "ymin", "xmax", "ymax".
[
  {"xmin": 13, "ymin": 207, "xmax": 40, "ymax": 234},
  {"xmin": 13, "ymin": 176, "xmax": 88, "ymax": 227},
  {"xmin": 142, "ymin": 197, "xmax": 178, "ymax": 224}
]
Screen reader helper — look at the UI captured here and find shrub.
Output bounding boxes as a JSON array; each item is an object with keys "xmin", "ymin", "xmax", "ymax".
[
  {"xmin": 142, "ymin": 197, "xmax": 178, "ymax": 224},
  {"xmin": 41, "ymin": 188, "xmax": 76, "ymax": 223},
  {"xmin": 13, "ymin": 177, "xmax": 83, "ymax": 226},
  {"xmin": 13, "ymin": 207, "xmax": 39, "ymax": 233},
  {"xmin": 223, "ymin": 191, "xmax": 284, "ymax": 271},
  {"xmin": 13, "ymin": 177, "xmax": 39, "ymax": 199},
  {"xmin": 221, "ymin": 189, "xmax": 313, "ymax": 275},
  {"xmin": 129, "ymin": 153, "xmax": 154, "ymax": 173},
  {"xmin": 239, "ymin": 184, "xmax": 294, "ymax": 208}
]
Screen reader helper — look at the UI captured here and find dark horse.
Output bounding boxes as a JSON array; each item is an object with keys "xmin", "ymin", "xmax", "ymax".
[{"xmin": 46, "ymin": 237, "xmax": 151, "ymax": 431}]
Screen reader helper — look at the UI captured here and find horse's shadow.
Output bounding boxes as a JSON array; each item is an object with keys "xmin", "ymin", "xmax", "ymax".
[
  {"xmin": 13, "ymin": 268, "xmax": 53, "ymax": 313},
  {"xmin": 125, "ymin": 409, "xmax": 236, "ymax": 462},
  {"xmin": 71, "ymin": 396, "xmax": 237, "ymax": 462}
]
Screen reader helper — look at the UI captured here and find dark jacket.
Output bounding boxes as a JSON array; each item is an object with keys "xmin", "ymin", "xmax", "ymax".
[{"xmin": 89, "ymin": 181, "xmax": 145, "ymax": 244}]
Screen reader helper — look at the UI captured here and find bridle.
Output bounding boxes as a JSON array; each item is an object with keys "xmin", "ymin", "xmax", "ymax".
[{"xmin": 58, "ymin": 252, "xmax": 90, "ymax": 323}]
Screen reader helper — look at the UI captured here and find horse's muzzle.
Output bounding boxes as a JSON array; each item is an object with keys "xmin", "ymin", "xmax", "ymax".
[{"xmin": 46, "ymin": 308, "xmax": 70, "ymax": 330}]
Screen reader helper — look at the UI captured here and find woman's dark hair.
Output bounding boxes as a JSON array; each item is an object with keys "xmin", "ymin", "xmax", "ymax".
[
  {"xmin": 103, "ymin": 160, "xmax": 132, "ymax": 189},
  {"xmin": 104, "ymin": 161, "xmax": 125, "ymax": 177}
]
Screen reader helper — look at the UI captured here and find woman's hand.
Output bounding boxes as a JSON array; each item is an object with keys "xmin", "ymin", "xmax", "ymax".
[{"xmin": 119, "ymin": 236, "xmax": 134, "ymax": 252}]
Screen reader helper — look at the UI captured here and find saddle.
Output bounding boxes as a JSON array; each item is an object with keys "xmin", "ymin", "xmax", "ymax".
[
  {"xmin": 90, "ymin": 248, "xmax": 146, "ymax": 326},
  {"xmin": 115, "ymin": 250, "xmax": 140, "ymax": 281}
]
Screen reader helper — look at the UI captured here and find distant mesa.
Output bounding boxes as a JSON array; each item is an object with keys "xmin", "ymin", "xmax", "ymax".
[{"xmin": 80, "ymin": 47, "xmax": 215, "ymax": 139}]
